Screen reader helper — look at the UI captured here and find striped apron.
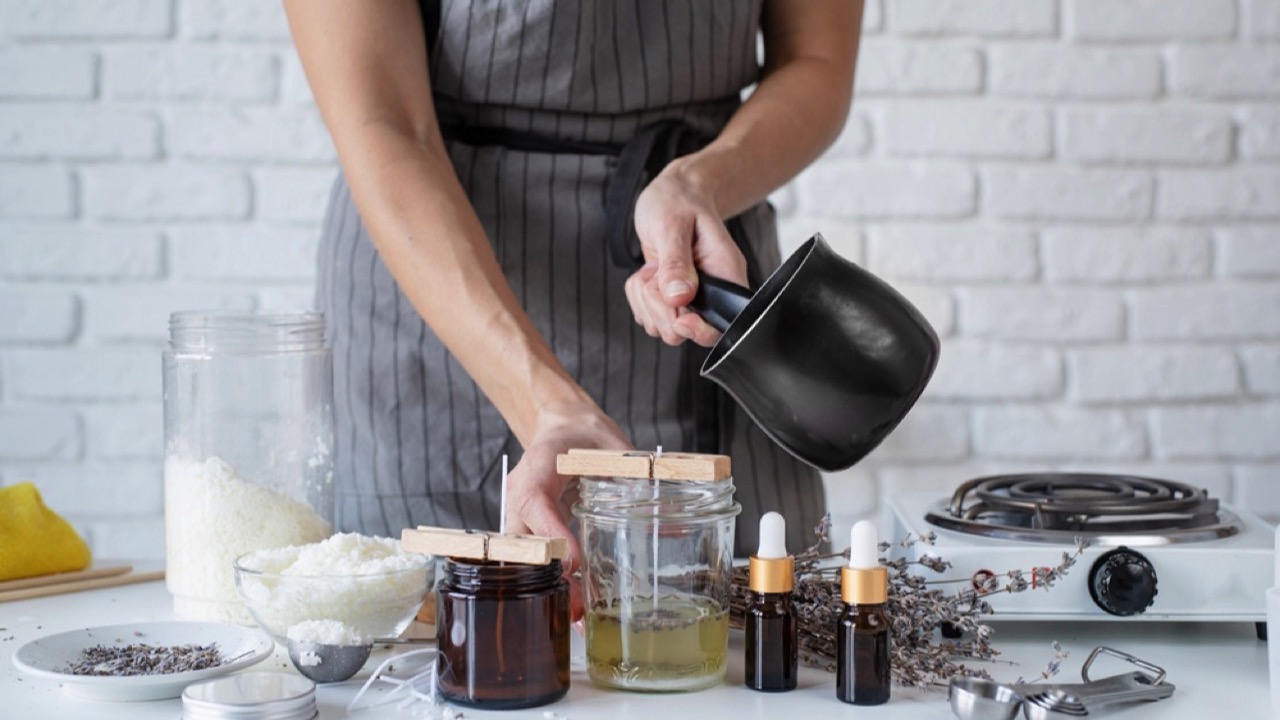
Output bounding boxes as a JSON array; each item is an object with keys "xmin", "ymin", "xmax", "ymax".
[{"xmin": 316, "ymin": 0, "xmax": 825, "ymax": 556}]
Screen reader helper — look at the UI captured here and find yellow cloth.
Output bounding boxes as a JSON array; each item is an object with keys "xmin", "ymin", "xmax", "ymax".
[{"xmin": 0, "ymin": 482, "xmax": 92, "ymax": 581}]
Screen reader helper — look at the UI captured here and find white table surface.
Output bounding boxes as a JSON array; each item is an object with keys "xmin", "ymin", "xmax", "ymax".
[{"xmin": 2, "ymin": 576, "xmax": 1271, "ymax": 719}]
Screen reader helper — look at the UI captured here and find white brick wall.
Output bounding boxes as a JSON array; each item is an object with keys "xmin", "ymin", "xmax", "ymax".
[
  {"xmin": 1060, "ymin": 108, "xmax": 1233, "ymax": 164},
  {"xmin": 988, "ymin": 45, "xmax": 1162, "ymax": 99},
  {"xmin": 1042, "ymin": 228, "xmax": 1212, "ymax": 283},
  {"xmin": 0, "ymin": 0, "xmax": 1277, "ymax": 559},
  {"xmin": 1067, "ymin": 0, "xmax": 1238, "ymax": 41},
  {"xmin": 1168, "ymin": 46, "xmax": 1280, "ymax": 99},
  {"xmin": 889, "ymin": 0, "xmax": 1058, "ymax": 37},
  {"xmin": 882, "ymin": 101, "xmax": 1052, "ymax": 159},
  {"xmin": 0, "ymin": 106, "xmax": 160, "ymax": 159},
  {"xmin": 985, "ymin": 166, "xmax": 1154, "ymax": 221},
  {"xmin": 973, "ymin": 406, "xmax": 1148, "ymax": 460},
  {"xmin": 1159, "ymin": 168, "xmax": 1280, "ymax": 221}
]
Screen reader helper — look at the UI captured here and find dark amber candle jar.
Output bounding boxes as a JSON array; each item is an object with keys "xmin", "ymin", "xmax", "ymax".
[{"xmin": 436, "ymin": 557, "xmax": 570, "ymax": 709}]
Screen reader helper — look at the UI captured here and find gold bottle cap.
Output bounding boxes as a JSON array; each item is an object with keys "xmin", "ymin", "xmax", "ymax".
[
  {"xmin": 841, "ymin": 565, "xmax": 888, "ymax": 605},
  {"xmin": 749, "ymin": 555, "xmax": 795, "ymax": 594},
  {"xmin": 842, "ymin": 521, "xmax": 888, "ymax": 604}
]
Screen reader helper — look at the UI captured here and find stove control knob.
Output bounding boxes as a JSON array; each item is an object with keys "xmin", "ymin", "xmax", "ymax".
[{"xmin": 1088, "ymin": 547, "xmax": 1158, "ymax": 617}]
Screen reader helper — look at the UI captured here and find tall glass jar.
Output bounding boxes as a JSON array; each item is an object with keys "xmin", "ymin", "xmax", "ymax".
[
  {"xmin": 163, "ymin": 311, "xmax": 334, "ymax": 623},
  {"xmin": 574, "ymin": 473, "xmax": 741, "ymax": 692}
]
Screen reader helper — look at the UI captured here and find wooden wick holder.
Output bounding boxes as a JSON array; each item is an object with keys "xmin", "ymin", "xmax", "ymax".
[
  {"xmin": 555, "ymin": 448, "xmax": 732, "ymax": 482},
  {"xmin": 400, "ymin": 526, "xmax": 570, "ymax": 566}
]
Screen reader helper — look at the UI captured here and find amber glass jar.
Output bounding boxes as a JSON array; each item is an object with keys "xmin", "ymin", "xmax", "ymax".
[{"xmin": 436, "ymin": 558, "xmax": 570, "ymax": 709}]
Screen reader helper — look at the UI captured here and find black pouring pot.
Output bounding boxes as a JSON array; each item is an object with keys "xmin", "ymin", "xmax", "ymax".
[{"xmin": 690, "ymin": 233, "xmax": 940, "ymax": 472}]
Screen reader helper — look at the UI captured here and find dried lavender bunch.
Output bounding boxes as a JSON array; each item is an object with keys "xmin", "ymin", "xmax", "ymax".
[
  {"xmin": 731, "ymin": 516, "xmax": 1089, "ymax": 688},
  {"xmin": 61, "ymin": 643, "xmax": 225, "ymax": 676}
]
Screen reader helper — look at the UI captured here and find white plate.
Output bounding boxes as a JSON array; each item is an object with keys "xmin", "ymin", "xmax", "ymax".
[{"xmin": 10, "ymin": 621, "xmax": 274, "ymax": 702}]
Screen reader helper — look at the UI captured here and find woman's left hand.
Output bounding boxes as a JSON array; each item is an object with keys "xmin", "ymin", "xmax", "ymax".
[{"xmin": 624, "ymin": 166, "xmax": 749, "ymax": 348}]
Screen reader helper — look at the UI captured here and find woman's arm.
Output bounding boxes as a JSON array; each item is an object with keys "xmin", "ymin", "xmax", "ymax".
[
  {"xmin": 626, "ymin": 0, "xmax": 863, "ymax": 347},
  {"xmin": 283, "ymin": 0, "xmax": 628, "ymax": 557}
]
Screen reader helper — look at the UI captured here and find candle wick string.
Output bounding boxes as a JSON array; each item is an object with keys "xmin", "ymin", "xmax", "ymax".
[
  {"xmin": 653, "ymin": 445, "xmax": 661, "ymax": 615},
  {"xmin": 500, "ymin": 453, "xmax": 509, "ymax": 535}
]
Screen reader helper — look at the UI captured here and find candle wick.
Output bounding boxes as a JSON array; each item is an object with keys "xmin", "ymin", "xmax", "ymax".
[{"xmin": 500, "ymin": 454, "xmax": 509, "ymax": 534}]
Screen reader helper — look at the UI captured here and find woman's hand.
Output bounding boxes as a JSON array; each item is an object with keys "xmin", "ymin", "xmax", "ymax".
[
  {"xmin": 624, "ymin": 0, "xmax": 863, "ymax": 349},
  {"xmin": 502, "ymin": 400, "xmax": 630, "ymax": 571},
  {"xmin": 624, "ymin": 165, "xmax": 749, "ymax": 348},
  {"xmin": 502, "ymin": 399, "xmax": 630, "ymax": 619}
]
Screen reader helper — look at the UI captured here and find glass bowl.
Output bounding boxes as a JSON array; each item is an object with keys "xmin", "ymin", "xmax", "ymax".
[{"xmin": 233, "ymin": 553, "xmax": 433, "ymax": 644}]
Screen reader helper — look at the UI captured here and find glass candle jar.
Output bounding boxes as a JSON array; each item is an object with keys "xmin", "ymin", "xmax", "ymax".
[
  {"xmin": 436, "ymin": 558, "xmax": 571, "ymax": 709},
  {"xmin": 575, "ymin": 474, "xmax": 741, "ymax": 692},
  {"xmin": 163, "ymin": 311, "xmax": 335, "ymax": 624}
]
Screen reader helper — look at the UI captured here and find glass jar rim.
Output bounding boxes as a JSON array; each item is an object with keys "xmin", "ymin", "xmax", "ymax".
[
  {"xmin": 169, "ymin": 310, "xmax": 326, "ymax": 354},
  {"xmin": 439, "ymin": 557, "xmax": 565, "ymax": 591},
  {"xmin": 574, "ymin": 475, "xmax": 740, "ymax": 521},
  {"xmin": 572, "ymin": 503, "xmax": 742, "ymax": 522}
]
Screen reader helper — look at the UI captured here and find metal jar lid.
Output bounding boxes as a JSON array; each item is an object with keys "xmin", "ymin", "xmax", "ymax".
[{"xmin": 182, "ymin": 672, "xmax": 317, "ymax": 720}]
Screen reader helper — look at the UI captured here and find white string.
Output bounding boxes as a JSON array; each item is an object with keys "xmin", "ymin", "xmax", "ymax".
[
  {"xmin": 653, "ymin": 446, "xmax": 662, "ymax": 614},
  {"xmin": 347, "ymin": 648, "xmax": 439, "ymax": 715},
  {"xmin": 499, "ymin": 453, "xmax": 509, "ymax": 534}
]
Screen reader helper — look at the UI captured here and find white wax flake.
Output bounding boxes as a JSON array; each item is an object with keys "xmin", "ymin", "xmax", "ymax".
[
  {"xmin": 164, "ymin": 456, "xmax": 331, "ymax": 623},
  {"xmin": 240, "ymin": 532, "xmax": 421, "ymax": 575},
  {"xmin": 287, "ymin": 619, "xmax": 370, "ymax": 646},
  {"xmin": 236, "ymin": 533, "xmax": 430, "ymax": 638}
]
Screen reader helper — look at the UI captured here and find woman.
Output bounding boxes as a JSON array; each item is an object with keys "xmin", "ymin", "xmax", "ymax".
[{"xmin": 284, "ymin": 0, "xmax": 862, "ymax": 561}]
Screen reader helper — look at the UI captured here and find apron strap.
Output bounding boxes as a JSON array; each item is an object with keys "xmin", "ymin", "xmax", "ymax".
[
  {"xmin": 602, "ymin": 120, "xmax": 764, "ymax": 456},
  {"xmin": 419, "ymin": 0, "xmax": 441, "ymax": 62},
  {"xmin": 603, "ymin": 120, "xmax": 764, "ymax": 287}
]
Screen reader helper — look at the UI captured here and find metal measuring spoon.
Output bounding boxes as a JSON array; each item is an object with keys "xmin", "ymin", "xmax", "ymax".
[
  {"xmin": 949, "ymin": 673, "xmax": 1175, "ymax": 720},
  {"xmin": 949, "ymin": 677, "xmax": 1030, "ymax": 720},
  {"xmin": 1020, "ymin": 674, "xmax": 1175, "ymax": 720},
  {"xmin": 287, "ymin": 638, "xmax": 434, "ymax": 683}
]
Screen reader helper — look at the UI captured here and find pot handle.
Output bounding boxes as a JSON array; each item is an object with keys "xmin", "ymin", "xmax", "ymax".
[{"xmin": 689, "ymin": 274, "xmax": 752, "ymax": 333}]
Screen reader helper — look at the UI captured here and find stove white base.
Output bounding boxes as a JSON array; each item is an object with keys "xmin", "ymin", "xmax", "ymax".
[{"xmin": 884, "ymin": 493, "xmax": 1274, "ymax": 623}]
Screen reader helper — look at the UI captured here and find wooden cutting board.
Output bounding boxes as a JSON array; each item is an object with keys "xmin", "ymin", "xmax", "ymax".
[
  {"xmin": 0, "ymin": 566, "xmax": 165, "ymax": 603},
  {"xmin": 0, "ymin": 565, "xmax": 132, "ymax": 593}
]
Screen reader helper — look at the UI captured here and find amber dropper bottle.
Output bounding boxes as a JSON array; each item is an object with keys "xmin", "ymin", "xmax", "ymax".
[
  {"xmin": 837, "ymin": 520, "xmax": 890, "ymax": 705},
  {"xmin": 745, "ymin": 512, "xmax": 797, "ymax": 692}
]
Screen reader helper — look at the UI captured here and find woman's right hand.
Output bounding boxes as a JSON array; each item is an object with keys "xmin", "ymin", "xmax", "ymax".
[
  {"xmin": 503, "ymin": 401, "xmax": 630, "ymax": 572},
  {"xmin": 502, "ymin": 399, "xmax": 630, "ymax": 619}
]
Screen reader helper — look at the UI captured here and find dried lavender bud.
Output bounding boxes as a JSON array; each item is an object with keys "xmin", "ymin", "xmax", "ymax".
[
  {"xmin": 917, "ymin": 554, "xmax": 951, "ymax": 573},
  {"xmin": 61, "ymin": 643, "xmax": 224, "ymax": 676}
]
